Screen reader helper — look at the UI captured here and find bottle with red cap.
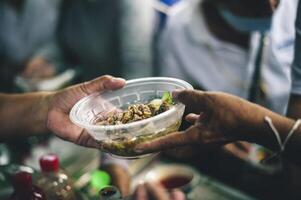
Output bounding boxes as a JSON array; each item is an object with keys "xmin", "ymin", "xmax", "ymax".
[
  {"xmin": 10, "ymin": 171, "xmax": 47, "ymax": 200},
  {"xmin": 37, "ymin": 154, "xmax": 75, "ymax": 200}
]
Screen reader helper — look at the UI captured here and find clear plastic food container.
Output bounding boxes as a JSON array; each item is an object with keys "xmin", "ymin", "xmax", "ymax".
[{"xmin": 69, "ymin": 77, "xmax": 193, "ymax": 159}]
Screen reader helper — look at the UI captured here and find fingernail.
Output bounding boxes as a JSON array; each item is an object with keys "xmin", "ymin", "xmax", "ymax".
[{"xmin": 112, "ymin": 77, "xmax": 126, "ymax": 82}]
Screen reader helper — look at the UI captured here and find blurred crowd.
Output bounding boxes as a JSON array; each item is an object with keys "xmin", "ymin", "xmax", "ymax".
[{"xmin": 0, "ymin": 0, "xmax": 295, "ymax": 116}]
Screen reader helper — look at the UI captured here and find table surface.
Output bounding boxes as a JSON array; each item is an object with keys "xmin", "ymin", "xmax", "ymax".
[
  {"xmin": 129, "ymin": 155, "xmax": 256, "ymax": 200},
  {"xmin": 22, "ymin": 138, "xmax": 256, "ymax": 200}
]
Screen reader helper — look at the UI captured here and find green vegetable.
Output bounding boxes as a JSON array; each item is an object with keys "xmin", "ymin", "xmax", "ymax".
[{"xmin": 162, "ymin": 91, "xmax": 173, "ymax": 104}]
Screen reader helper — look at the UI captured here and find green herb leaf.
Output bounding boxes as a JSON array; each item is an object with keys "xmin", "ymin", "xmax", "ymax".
[{"xmin": 162, "ymin": 91, "xmax": 173, "ymax": 104}]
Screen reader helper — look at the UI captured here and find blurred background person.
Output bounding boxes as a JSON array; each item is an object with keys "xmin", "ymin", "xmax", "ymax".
[
  {"xmin": 0, "ymin": 0, "xmax": 61, "ymax": 92},
  {"xmin": 157, "ymin": 0, "xmax": 295, "ymax": 158},
  {"xmin": 158, "ymin": 0, "xmax": 294, "ymax": 114},
  {"xmin": 155, "ymin": 0, "xmax": 298, "ymax": 198},
  {"xmin": 41, "ymin": 0, "xmax": 155, "ymax": 82}
]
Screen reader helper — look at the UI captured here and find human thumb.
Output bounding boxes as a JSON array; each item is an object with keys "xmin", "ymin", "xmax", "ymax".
[
  {"xmin": 81, "ymin": 75, "xmax": 125, "ymax": 95},
  {"xmin": 173, "ymin": 89, "xmax": 207, "ymax": 112}
]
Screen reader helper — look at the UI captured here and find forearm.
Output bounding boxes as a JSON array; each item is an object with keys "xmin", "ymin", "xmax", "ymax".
[
  {"xmin": 0, "ymin": 92, "xmax": 53, "ymax": 138},
  {"xmin": 239, "ymin": 101, "xmax": 301, "ymax": 165},
  {"xmin": 240, "ymin": 102, "xmax": 292, "ymax": 149}
]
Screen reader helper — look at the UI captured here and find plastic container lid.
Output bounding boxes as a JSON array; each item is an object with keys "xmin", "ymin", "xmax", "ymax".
[
  {"xmin": 39, "ymin": 154, "xmax": 59, "ymax": 172},
  {"xmin": 69, "ymin": 77, "xmax": 193, "ymax": 159}
]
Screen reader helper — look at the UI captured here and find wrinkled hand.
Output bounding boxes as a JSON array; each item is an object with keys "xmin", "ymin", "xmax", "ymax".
[
  {"xmin": 133, "ymin": 183, "xmax": 185, "ymax": 200},
  {"xmin": 46, "ymin": 75, "xmax": 125, "ymax": 147},
  {"xmin": 102, "ymin": 164, "xmax": 131, "ymax": 197},
  {"xmin": 135, "ymin": 90, "xmax": 257, "ymax": 154}
]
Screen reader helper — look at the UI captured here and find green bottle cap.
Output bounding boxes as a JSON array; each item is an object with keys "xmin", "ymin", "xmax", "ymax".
[{"xmin": 90, "ymin": 170, "xmax": 111, "ymax": 190}]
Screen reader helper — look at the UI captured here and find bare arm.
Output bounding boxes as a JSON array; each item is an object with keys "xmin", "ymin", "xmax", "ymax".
[
  {"xmin": 135, "ymin": 90, "xmax": 301, "ymax": 166},
  {"xmin": 0, "ymin": 92, "xmax": 52, "ymax": 138},
  {"xmin": 0, "ymin": 75, "xmax": 125, "ymax": 148}
]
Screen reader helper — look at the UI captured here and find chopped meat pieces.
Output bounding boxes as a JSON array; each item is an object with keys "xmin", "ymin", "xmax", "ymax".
[{"xmin": 96, "ymin": 99, "xmax": 172, "ymax": 125}]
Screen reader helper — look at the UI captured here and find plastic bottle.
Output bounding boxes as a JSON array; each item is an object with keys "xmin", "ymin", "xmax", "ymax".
[
  {"xmin": 2, "ymin": 164, "xmax": 37, "ymax": 199},
  {"xmin": 10, "ymin": 171, "xmax": 47, "ymax": 200},
  {"xmin": 37, "ymin": 154, "xmax": 75, "ymax": 200}
]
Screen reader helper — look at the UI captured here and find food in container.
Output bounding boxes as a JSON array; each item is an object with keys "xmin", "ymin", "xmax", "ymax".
[{"xmin": 70, "ymin": 77, "xmax": 193, "ymax": 159}]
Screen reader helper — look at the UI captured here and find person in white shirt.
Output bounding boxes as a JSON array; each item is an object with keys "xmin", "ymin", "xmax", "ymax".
[
  {"xmin": 134, "ymin": 0, "xmax": 301, "ymax": 172},
  {"xmin": 157, "ymin": 0, "xmax": 299, "ymax": 178},
  {"xmin": 158, "ymin": 0, "xmax": 297, "ymax": 115}
]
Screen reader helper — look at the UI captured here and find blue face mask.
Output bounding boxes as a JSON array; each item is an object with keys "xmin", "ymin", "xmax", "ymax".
[{"xmin": 218, "ymin": 8, "xmax": 272, "ymax": 33}]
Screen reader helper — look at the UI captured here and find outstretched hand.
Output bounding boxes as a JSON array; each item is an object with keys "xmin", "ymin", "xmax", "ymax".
[
  {"xmin": 46, "ymin": 75, "xmax": 125, "ymax": 147},
  {"xmin": 135, "ymin": 90, "xmax": 257, "ymax": 154}
]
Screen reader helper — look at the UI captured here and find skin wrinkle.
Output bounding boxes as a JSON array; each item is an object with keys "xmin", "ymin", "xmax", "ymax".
[
  {"xmin": 73, "ymin": 127, "xmax": 85, "ymax": 144},
  {"xmin": 79, "ymin": 81, "xmax": 91, "ymax": 96}
]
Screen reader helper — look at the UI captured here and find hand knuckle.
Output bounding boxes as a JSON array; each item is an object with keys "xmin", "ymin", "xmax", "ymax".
[{"xmin": 79, "ymin": 81, "xmax": 90, "ymax": 94}]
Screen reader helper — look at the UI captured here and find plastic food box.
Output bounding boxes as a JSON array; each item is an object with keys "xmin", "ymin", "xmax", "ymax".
[{"xmin": 70, "ymin": 77, "xmax": 193, "ymax": 159}]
